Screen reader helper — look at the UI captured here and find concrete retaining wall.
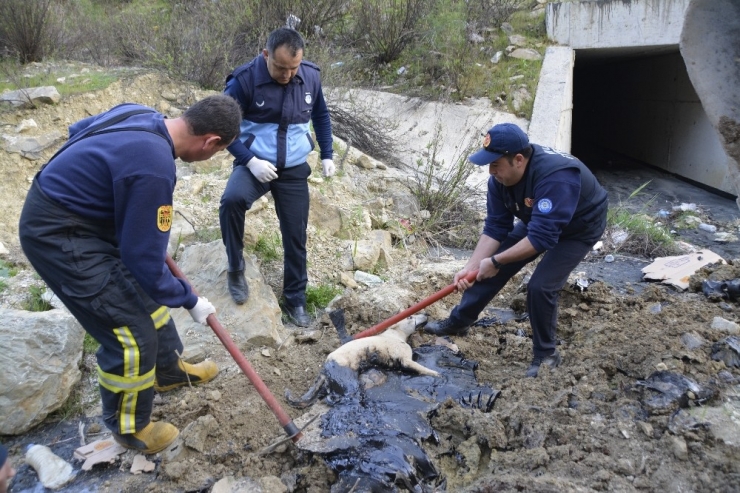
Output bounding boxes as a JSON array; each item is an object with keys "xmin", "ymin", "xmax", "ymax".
[
  {"xmin": 528, "ymin": 46, "xmax": 574, "ymax": 151},
  {"xmin": 547, "ymin": 0, "xmax": 690, "ymax": 49}
]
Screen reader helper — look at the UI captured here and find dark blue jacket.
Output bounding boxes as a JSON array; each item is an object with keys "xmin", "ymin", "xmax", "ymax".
[
  {"xmin": 483, "ymin": 144, "xmax": 608, "ymax": 251},
  {"xmin": 37, "ymin": 103, "xmax": 198, "ymax": 309},
  {"xmin": 224, "ymin": 54, "xmax": 333, "ymax": 169}
]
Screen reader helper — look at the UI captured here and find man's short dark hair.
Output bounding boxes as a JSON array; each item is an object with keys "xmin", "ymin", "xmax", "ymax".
[
  {"xmin": 504, "ymin": 145, "xmax": 533, "ymax": 164},
  {"xmin": 183, "ymin": 95, "xmax": 241, "ymax": 143},
  {"xmin": 266, "ymin": 27, "xmax": 305, "ymax": 57}
]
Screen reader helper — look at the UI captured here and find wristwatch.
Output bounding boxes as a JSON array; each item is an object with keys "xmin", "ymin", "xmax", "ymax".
[{"xmin": 491, "ymin": 255, "xmax": 503, "ymax": 269}]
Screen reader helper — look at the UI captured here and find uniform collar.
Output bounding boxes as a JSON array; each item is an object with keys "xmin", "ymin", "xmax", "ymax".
[{"xmin": 254, "ymin": 54, "xmax": 305, "ymax": 86}]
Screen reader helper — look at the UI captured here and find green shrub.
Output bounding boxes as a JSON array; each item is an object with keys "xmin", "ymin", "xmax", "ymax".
[
  {"xmin": 0, "ymin": 0, "xmax": 63, "ymax": 63},
  {"xmin": 404, "ymin": 123, "xmax": 483, "ymax": 248},
  {"xmin": 306, "ymin": 283, "xmax": 342, "ymax": 316},
  {"xmin": 348, "ymin": 0, "xmax": 430, "ymax": 64},
  {"xmin": 250, "ymin": 232, "xmax": 283, "ymax": 262},
  {"xmin": 83, "ymin": 333, "xmax": 100, "ymax": 355},
  {"xmin": 605, "ymin": 181, "xmax": 680, "ymax": 257},
  {"xmin": 23, "ymin": 285, "xmax": 53, "ymax": 312}
]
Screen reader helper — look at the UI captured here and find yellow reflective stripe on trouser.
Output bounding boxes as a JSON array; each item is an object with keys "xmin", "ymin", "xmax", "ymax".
[
  {"xmin": 96, "ymin": 325, "xmax": 154, "ymax": 434},
  {"xmin": 151, "ymin": 305, "xmax": 170, "ymax": 329}
]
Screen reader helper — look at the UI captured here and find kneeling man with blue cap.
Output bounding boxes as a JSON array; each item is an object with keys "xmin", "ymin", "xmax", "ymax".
[{"xmin": 424, "ymin": 123, "xmax": 608, "ymax": 377}]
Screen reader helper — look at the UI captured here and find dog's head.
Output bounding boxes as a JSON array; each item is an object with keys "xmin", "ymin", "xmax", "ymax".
[{"xmin": 391, "ymin": 313, "xmax": 428, "ymax": 336}]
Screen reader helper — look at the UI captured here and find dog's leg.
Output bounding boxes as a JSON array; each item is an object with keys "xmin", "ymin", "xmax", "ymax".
[
  {"xmin": 401, "ymin": 359, "xmax": 439, "ymax": 377},
  {"xmin": 284, "ymin": 373, "xmax": 328, "ymax": 408}
]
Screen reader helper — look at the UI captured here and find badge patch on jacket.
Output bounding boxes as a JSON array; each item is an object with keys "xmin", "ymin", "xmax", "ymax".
[
  {"xmin": 524, "ymin": 197, "xmax": 534, "ymax": 208},
  {"xmin": 305, "ymin": 92, "xmax": 312, "ymax": 104},
  {"xmin": 157, "ymin": 205, "xmax": 173, "ymax": 232},
  {"xmin": 537, "ymin": 198, "xmax": 553, "ymax": 214}
]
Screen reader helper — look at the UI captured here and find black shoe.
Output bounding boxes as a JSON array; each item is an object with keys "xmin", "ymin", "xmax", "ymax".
[
  {"xmin": 227, "ymin": 270, "xmax": 249, "ymax": 305},
  {"xmin": 525, "ymin": 351, "xmax": 562, "ymax": 378},
  {"xmin": 424, "ymin": 318, "xmax": 470, "ymax": 336},
  {"xmin": 282, "ymin": 304, "xmax": 311, "ymax": 327}
]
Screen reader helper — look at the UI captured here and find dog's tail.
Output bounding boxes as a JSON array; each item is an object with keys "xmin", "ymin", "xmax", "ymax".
[{"xmin": 284, "ymin": 373, "xmax": 328, "ymax": 408}]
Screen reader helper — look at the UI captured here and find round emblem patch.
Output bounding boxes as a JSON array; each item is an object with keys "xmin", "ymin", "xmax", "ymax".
[
  {"xmin": 305, "ymin": 93, "xmax": 312, "ymax": 104},
  {"xmin": 157, "ymin": 205, "xmax": 173, "ymax": 232},
  {"xmin": 537, "ymin": 198, "xmax": 553, "ymax": 214},
  {"xmin": 482, "ymin": 133, "xmax": 491, "ymax": 148}
]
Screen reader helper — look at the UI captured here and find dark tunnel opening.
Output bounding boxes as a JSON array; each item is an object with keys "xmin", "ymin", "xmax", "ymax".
[{"xmin": 571, "ymin": 46, "xmax": 736, "ymax": 201}]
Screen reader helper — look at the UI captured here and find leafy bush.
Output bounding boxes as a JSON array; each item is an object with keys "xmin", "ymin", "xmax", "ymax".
[
  {"xmin": 0, "ymin": 0, "xmax": 65, "ymax": 63},
  {"xmin": 23, "ymin": 285, "xmax": 53, "ymax": 312},
  {"xmin": 404, "ymin": 123, "xmax": 483, "ymax": 248},
  {"xmin": 250, "ymin": 232, "xmax": 283, "ymax": 262},
  {"xmin": 348, "ymin": 0, "xmax": 430, "ymax": 64},
  {"xmin": 306, "ymin": 283, "xmax": 342, "ymax": 316},
  {"xmin": 604, "ymin": 181, "xmax": 680, "ymax": 257}
]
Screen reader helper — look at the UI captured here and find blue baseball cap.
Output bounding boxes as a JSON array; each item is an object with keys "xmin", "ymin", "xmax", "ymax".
[
  {"xmin": 468, "ymin": 123, "xmax": 529, "ymax": 165},
  {"xmin": 0, "ymin": 443, "xmax": 7, "ymax": 469}
]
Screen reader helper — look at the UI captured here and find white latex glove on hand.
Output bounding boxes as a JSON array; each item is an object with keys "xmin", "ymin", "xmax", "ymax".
[
  {"xmin": 321, "ymin": 159, "xmax": 336, "ymax": 177},
  {"xmin": 189, "ymin": 297, "xmax": 215, "ymax": 325},
  {"xmin": 247, "ymin": 157, "xmax": 278, "ymax": 183}
]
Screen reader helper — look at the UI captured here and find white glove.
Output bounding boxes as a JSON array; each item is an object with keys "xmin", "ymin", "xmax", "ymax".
[
  {"xmin": 321, "ymin": 159, "xmax": 336, "ymax": 177},
  {"xmin": 189, "ymin": 297, "xmax": 215, "ymax": 325},
  {"xmin": 247, "ymin": 157, "xmax": 278, "ymax": 183}
]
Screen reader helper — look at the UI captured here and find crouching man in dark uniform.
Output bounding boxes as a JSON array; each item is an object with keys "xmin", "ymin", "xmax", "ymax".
[
  {"xmin": 19, "ymin": 95, "xmax": 242, "ymax": 453},
  {"xmin": 425, "ymin": 123, "xmax": 608, "ymax": 378}
]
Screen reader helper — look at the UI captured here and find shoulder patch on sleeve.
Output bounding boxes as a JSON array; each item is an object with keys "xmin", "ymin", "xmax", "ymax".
[
  {"xmin": 537, "ymin": 198, "xmax": 553, "ymax": 214},
  {"xmin": 157, "ymin": 205, "xmax": 173, "ymax": 232}
]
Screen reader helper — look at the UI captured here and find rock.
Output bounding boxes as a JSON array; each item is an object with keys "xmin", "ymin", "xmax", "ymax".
[
  {"xmin": 354, "ymin": 270, "xmax": 383, "ymax": 287},
  {"xmin": 508, "ymin": 48, "xmax": 542, "ymax": 60},
  {"xmin": 339, "ymin": 271, "xmax": 358, "ymax": 288},
  {"xmin": 130, "ymin": 454, "xmax": 156, "ymax": 474},
  {"xmin": 490, "ymin": 51, "xmax": 504, "ymax": 64},
  {"xmin": 711, "ymin": 316, "xmax": 740, "ymax": 334},
  {"xmin": 169, "ymin": 241, "xmax": 288, "ymax": 348},
  {"xmin": 355, "ymin": 155, "xmax": 377, "ymax": 169},
  {"xmin": 671, "ymin": 436, "xmax": 689, "ymax": 460},
  {"xmin": 350, "ymin": 239, "xmax": 381, "ymax": 271},
  {"xmin": 309, "ymin": 188, "xmax": 343, "ymax": 236},
  {"xmin": 182, "ymin": 414, "xmax": 218, "ymax": 453},
  {"xmin": 0, "ymin": 308, "xmax": 85, "ymax": 434},
  {"xmin": 3, "ymin": 130, "xmax": 64, "ymax": 160},
  {"xmin": 509, "ymin": 34, "xmax": 527, "ymax": 46},
  {"xmin": 1, "ymin": 86, "xmax": 61, "ymax": 108},
  {"xmin": 16, "ymin": 119, "xmax": 38, "ymax": 133}
]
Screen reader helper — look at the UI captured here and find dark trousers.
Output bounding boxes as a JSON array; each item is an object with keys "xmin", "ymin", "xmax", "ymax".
[
  {"xmin": 219, "ymin": 162, "xmax": 311, "ymax": 307},
  {"xmin": 451, "ymin": 225, "xmax": 594, "ymax": 357},
  {"xmin": 19, "ymin": 179, "xmax": 183, "ymax": 435}
]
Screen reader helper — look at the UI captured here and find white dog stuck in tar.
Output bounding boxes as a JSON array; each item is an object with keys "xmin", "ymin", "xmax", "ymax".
[{"xmin": 285, "ymin": 313, "xmax": 438, "ymax": 408}]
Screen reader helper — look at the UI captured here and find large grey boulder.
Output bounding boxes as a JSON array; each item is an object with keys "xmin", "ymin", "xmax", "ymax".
[
  {"xmin": 0, "ymin": 308, "xmax": 85, "ymax": 435},
  {"xmin": 169, "ymin": 241, "xmax": 288, "ymax": 348}
]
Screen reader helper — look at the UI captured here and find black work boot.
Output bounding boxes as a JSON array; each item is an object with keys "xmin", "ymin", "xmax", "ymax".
[
  {"xmin": 525, "ymin": 351, "xmax": 562, "ymax": 378},
  {"xmin": 227, "ymin": 270, "xmax": 249, "ymax": 305},
  {"xmin": 282, "ymin": 304, "xmax": 311, "ymax": 327},
  {"xmin": 423, "ymin": 318, "xmax": 471, "ymax": 336}
]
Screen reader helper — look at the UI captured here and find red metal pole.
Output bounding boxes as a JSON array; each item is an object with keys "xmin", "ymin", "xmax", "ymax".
[
  {"xmin": 165, "ymin": 255, "xmax": 301, "ymax": 441},
  {"xmin": 352, "ymin": 270, "xmax": 479, "ymax": 340}
]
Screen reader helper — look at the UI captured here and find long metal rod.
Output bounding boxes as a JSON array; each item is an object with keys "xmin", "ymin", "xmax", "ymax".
[
  {"xmin": 165, "ymin": 255, "xmax": 301, "ymax": 441},
  {"xmin": 351, "ymin": 270, "xmax": 479, "ymax": 340}
]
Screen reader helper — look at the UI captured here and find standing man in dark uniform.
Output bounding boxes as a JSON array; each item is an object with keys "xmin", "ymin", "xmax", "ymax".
[
  {"xmin": 219, "ymin": 27, "xmax": 335, "ymax": 327},
  {"xmin": 19, "ymin": 95, "xmax": 242, "ymax": 453},
  {"xmin": 424, "ymin": 123, "xmax": 608, "ymax": 378}
]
